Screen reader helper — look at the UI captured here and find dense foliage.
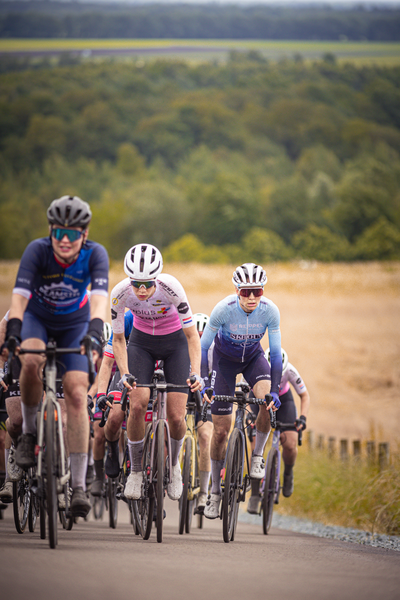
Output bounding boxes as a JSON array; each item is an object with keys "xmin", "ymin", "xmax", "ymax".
[
  {"xmin": 0, "ymin": 2, "xmax": 400, "ymax": 40},
  {"xmin": 1, "ymin": 52, "xmax": 400, "ymax": 261}
]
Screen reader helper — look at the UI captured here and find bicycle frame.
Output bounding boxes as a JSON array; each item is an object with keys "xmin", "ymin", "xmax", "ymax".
[
  {"xmin": 181, "ymin": 398, "xmax": 200, "ymax": 502},
  {"xmin": 148, "ymin": 382, "xmax": 172, "ymax": 487},
  {"xmin": 222, "ymin": 391, "xmax": 251, "ymax": 502}
]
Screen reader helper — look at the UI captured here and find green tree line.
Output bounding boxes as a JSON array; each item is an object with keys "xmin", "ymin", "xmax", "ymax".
[
  {"xmin": 1, "ymin": 3, "xmax": 400, "ymax": 40},
  {"xmin": 1, "ymin": 52, "xmax": 400, "ymax": 262}
]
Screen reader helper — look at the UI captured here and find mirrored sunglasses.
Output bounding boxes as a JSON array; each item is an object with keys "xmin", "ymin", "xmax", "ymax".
[
  {"xmin": 130, "ymin": 280, "xmax": 156, "ymax": 289},
  {"xmin": 51, "ymin": 228, "xmax": 83, "ymax": 242},
  {"xmin": 239, "ymin": 288, "xmax": 263, "ymax": 298}
]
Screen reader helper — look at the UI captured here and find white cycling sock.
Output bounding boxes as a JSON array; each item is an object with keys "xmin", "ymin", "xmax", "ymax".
[
  {"xmin": 70, "ymin": 452, "xmax": 88, "ymax": 490},
  {"xmin": 254, "ymin": 429, "xmax": 270, "ymax": 457},
  {"xmin": 211, "ymin": 459, "xmax": 224, "ymax": 495},
  {"xmin": 87, "ymin": 447, "xmax": 94, "ymax": 466},
  {"xmin": 21, "ymin": 404, "xmax": 38, "ymax": 435},
  {"xmin": 170, "ymin": 436, "xmax": 184, "ymax": 467},
  {"xmin": 128, "ymin": 438, "xmax": 144, "ymax": 472},
  {"xmin": 199, "ymin": 470, "xmax": 211, "ymax": 495}
]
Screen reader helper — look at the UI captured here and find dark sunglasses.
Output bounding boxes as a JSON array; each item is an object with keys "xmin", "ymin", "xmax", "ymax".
[
  {"xmin": 130, "ymin": 280, "xmax": 156, "ymax": 289},
  {"xmin": 51, "ymin": 228, "xmax": 83, "ymax": 242},
  {"xmin": 239, "ymin": 288, "xmax": 263, "ymax": 298}
]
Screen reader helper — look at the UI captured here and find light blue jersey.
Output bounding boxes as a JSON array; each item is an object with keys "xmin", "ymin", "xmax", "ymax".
[{"xmin": 201, "ymin": 294, "xmax": 282, "ymax": 395}]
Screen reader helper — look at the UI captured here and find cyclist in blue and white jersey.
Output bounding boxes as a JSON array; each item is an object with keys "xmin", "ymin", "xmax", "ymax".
[
  {"xmin": 2, "ymin": 196, "xmax": 109, "ymax": 517},
  {"xmin": 200, "ymin": 263, "xmax": 282, "ymax": 519},
  {"xmin": 246, "ymin": 348, "xmax": 310, "ymax": 514},
  {"xmin": 110, "ymin": 243, "xmax": 201, "ymax": 502}
]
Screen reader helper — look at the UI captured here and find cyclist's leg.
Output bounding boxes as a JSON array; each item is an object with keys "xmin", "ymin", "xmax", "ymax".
[
  {"xmin": 245, "ymin": 403, "xmax": 262, "ymax": 513},
  {"xmin": 92, "ymin": 415, "xmax": 105, "ymax": 496},
  {"xmin": 196, "ymin": 415, "xmax": 212, "ymax": 507},
  {"xmin": 276, "ymin": 389, "xmax": 297, "ymax": 497},
  {"xmin": 104, "ymin": 390, "xmax": 125, "ymax": 478}
]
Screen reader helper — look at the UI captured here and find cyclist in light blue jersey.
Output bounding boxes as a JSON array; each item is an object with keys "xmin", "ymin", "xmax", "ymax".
[{"xmin": 200, "ymin": 263, "xmax": 282, "ymax": 519}]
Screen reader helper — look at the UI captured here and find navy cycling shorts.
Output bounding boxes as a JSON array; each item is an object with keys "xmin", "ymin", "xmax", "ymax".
[
  {"xmin": 127, "ymin": 327, "xmax": 190, "ymax": 394},
  {"xmin": 210, "ymin": 345, "xmax": 270, "ymax": 416},
  {"xmin": 249, "ymin": 388, "xmax": 297, "ymax": 425},
  {"xmin": 21, "ymin": 310, "xmax": 89, "ymax": 374}
]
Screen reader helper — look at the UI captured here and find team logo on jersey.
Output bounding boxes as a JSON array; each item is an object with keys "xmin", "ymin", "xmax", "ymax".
[
  {"xmin": 112, "ymin": 298, "xmax": 118, "ymax": 305},
  {"xmin": 39, "ymin": 282, "xmax": 80, "ymax": 303},
  {"xmin": 111, "ymin": 309, "xmax": 117, "ymax": 320},
  {"xmin": 157, "ymin": 307, "xmax": 171, "ymax": 315},
  {"xmin": 94, "ymin": 277, "xmax": 108, "ymax": 287},
  {"xmin": 152, "ymin": 300, "xmax": 163, "ymax": 305},
  {"xmin": 231, "ymin": 323, "xmax": 238, "ymax": 331},
  {"xmin": 178, "ymin": 302, "xmax": 189, "ymax": 314},
  {"xmin": 158, "ymin": 281, "xmax": 178, "ymax": 297}
]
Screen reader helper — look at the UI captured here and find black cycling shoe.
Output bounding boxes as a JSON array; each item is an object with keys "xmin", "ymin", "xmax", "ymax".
[
  {"xmin": 71, "ymin": 487, "xmax": 91, "ymax": 518},
  {"xmin": 15, "ymin": 434, "xmax": 36, "ymax": 469},
  {"xmin": 105, "ymin": 440, "xmax": 120, "ymax": 479},
  {"xmin": 90, "ymin": 478, "xmax": 104, "ymax": 497},
  {"xmin": 282, "ymin": 470, "xmax": 294, "ymax": 498}
]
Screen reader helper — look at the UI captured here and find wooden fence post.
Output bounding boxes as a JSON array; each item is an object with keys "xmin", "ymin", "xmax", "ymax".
[
  {"xmin": 340, "ymin": 439, "xmax": 348, "ymax": 461},
  {"xmin": 378, "ymin": 442, "xmax": 390, "ymax": 470},
  {"xmin": 307, "ymin": 430, "xmax": 314, "ymax": 451},
  {"xmin": 328, "ymin": 437, "xmax": 336, "ymax": 458},
  {"xmin": 353, "ymin": 440, "xmax": 361, "ymax": 460},
  {"xmin": 317, "ymin": 434, "xmax": 325, "ymax": 450},
  {"xmin": 366, "ymin": 441, "xmax": 376, "ymax": 465}
]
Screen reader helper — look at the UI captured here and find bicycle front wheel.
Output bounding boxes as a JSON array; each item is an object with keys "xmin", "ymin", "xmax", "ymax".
[
  {"xmin": 28, "ymin": 485, "xmax": 39, "ymax": 532},
  {"xmin": 107, "ymin": 477, "xmax": 118, "ymax": 529},
  {"xmin": 13, "ymin": 475, "xmax": 30, "ymax": 534},
  {"xmin": 46, "ymin": 401, "xmax": 58, "ymax": 549},
  {"xmin": 178, "ymin": 437, "xmax": 191, "ymax": 535},
  {"xmin": 222, "ymin": 428, "xmax": 243, "ymax": 543},
  {"xmin": 262, "ymin": 448, "xmax": 278, "ymax": 535},
  {"xmin": 140, "ymin": 427, "xmax": 154, "ymax": 540},
  {"xmin": 155, "ymin": 423, "xmax": 165, "ymax": 543}
]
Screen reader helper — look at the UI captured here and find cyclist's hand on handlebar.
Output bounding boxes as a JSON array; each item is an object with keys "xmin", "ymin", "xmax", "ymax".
[
  {"xmin": 295, "ymin": 415, "xmax": 307, "ymax": 431},
  {"xmin": 97, "ymin": 393, "xmax": 113, "ymax": 412},
  {"xmin": 117, "ymin": 374, "xmax": 135, "ymax": 392},
  {"xmin": 0, "ymin": 366, "xmax": 7, "ymax": 391},
  {"xmin": 266, "ymin": 391, "xmax": 281, "ymax": 412},
  {"xmin": 202, "ymin": 388, "xmax": 214, "ymax": 404},
  {"xmin": 3, "ymin": 336, "xmax": 21, "ymax": 358},
  {"xmin": 187, "ymin": 373, "xmax": 202, "ymax": 392}
]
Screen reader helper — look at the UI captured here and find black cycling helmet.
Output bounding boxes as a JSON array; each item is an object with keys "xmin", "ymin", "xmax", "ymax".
[{"xmin": 47, "ymin": 195, "xmax": 92, "ymax": 229}]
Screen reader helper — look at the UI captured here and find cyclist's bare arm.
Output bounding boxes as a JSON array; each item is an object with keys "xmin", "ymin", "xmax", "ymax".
[
  {"xmin": 8, "ymin": 293, "xmax": 29, "ymax": 323},
  {"xmin": 296, "ymin": 389, "xmax": 310, "ymax": 430},
  {"xmin": 183, "ymin": 324, "xmax": 202, "ymax": 391},
  {"xmin": 112, "ymin": 332, "xmax": 132, "ymax": 389},
  {"xmin": 97, "ymin": 353, "xmax": 115, "ymax": 395},
  {"xmin": 89, "ymin": 293, "xmax": 108, "ymax": 322}
]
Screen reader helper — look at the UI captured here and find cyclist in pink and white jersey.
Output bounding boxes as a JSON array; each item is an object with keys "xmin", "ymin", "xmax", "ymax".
[{"xmin": 110, "ymin": 244, "xmax": 202, "ymax": 502}]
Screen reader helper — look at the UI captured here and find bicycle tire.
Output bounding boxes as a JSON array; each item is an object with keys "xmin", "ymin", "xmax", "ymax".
[
  {"xmin": 13, "ymin": 476, "xmax": 30, "ymax": 534},
  {"xmin": 222, "ymin": 428, "xmax": 243, "ymax": 543},
  {"xmin": 140, "ymin": 429, "xmax": 154, "ymax": 540},
  {"xmin": 39, "ymin": 493, "xmax": 46, "ymax": 539},
  {"xmin": 156, "ymin": 423, "xmax": 165, "ymax": 543},
  {"xmin": 178, "ymin": 437, "xmax": 191, "ymax": 535},
  {"xmin": 262, "ymin": 448, "xmax": 278, "ymax": 535},
  {"xmin": 92, "ymin": 492, "xmax": 105, "ymax": 520},
  {"xmin": 28, "ymin": 487, "xmax": 39, "ymax": 532},
  {"xmin": 46, "ymin": 401, "xmax": 58, "ymax": 549},
  {"xmin": 131, "ymin": 500, "xmax": 141, "ymax": 535},
  {"xmin": 107, "ymin": 477, "xmax": 118, "ymax": 529}
]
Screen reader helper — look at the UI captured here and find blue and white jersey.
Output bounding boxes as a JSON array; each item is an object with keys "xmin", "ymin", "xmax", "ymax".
[
  {"xmin": 201, "ymin": 294, "xmax": 282, "ymax": 395},
  {"xmin": 104, "ymin": 310, "xmax": 134, "ymax": 360},
  {"xmin": 13, "ymin": 237, "xmax": 109, "ymax": 325}
]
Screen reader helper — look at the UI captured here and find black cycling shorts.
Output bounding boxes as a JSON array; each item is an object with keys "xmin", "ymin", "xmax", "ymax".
[{"xmin": 127, "ymin": 327, "xmax": 190, "ymax": 394}]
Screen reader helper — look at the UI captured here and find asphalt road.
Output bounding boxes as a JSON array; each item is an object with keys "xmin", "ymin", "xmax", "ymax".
[{"xmin": 0, "ymin": 499, "xmax": 399, "ymax": 600}]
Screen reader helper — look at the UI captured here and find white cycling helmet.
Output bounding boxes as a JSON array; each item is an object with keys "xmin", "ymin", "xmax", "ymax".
[
  {"xmin": 102, "ymin": 322, "xmax": 112, "ymax": 346},
  {"xmin": 193, "ymin": 313, "xmax": 209, "ymax": 333},
  {"xmin": 232, "ymin": 263, "xmax": 267, "ymax": 288},
  {"xmin": 266, "ymin": 347, "xmax": 288, "ymax": 372},
  {"xmin": 124, "ymin": 244, "xmax": 163, "ymax": 280}
]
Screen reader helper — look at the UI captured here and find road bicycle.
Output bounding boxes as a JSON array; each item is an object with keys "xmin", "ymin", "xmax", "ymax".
[
  {"xmin": 261, "ymin": 419, "xmax": 302, "ymax": 535},
  {"xmin": 202, "ymin": 382, "xmax": 273, "ymax": 543},
  {"xmin": 178, "ymin": 386, "xmax": 203, "ymax": 535},
  {"xmin": 13, "ymin": 338, "xmax": 95, "ymax": 549},
  {"xmin": 12, "ymin": 466, "xmax": 40, "ymax": 534},
  {"xmin": 122, "ymin": 372, "xmax": 196, "ymax": 543},
  {"xmin": 99, "ymin": 392, "xmax": 140, "ymax": 534}
]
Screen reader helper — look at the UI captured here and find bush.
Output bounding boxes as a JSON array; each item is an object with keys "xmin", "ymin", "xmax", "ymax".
[
  {"xmin": 292, "ymin": 224, "xmax": 352, "ymax": 262},
  {"xmin": 353, "ymin": 217, "xmax": 400, "ymax": 260}
]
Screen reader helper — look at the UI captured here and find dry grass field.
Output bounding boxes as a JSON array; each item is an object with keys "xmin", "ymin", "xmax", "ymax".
[{"xmin": 1, "ymin": 259, "xmax": 399, "ymax": 450}]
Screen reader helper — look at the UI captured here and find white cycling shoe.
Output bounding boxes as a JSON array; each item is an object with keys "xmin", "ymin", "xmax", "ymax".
[
  {"xmin": 124, "ymin": 471, "xmax": 142, "ymax": 500},
  {"xmin": 204, "ymin": 493, "xmax": 221, "ymax": 519},
  {"xmin": 250, "ymin": 454, "xmax": 266, "ymax": 479},
  {"xmin": 8, "ymin": 444, "xmax": 24, "ymax": 482},
  {"xmin": 167, "ymin": 462, "xmax": 182, "ymax": 500}
]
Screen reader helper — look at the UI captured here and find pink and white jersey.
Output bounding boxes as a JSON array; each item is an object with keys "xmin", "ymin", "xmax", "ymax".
[
  {"xmin": 110, "ymin": 274, "xmax": 194, "ymax": 336},
  {"xmin": 279, "ymin": 363, "xmax": 307, "ymax": 396}
]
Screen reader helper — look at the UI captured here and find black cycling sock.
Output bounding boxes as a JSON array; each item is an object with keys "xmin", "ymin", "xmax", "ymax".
[
  {"xmin": 107, "ymin": 439, "xmax": 119, "ymax": 459},
  {"xmin": 94, "ymin": 458, "xmax": 104, "ymax": 480},
  {"xmin": 284, "ymin": 463, "xmax": 294, "ymax": 476}
]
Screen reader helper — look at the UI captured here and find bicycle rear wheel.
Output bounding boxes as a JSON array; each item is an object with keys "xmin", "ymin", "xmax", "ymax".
[
  {"xmin": 107, "ymin": 477, "xmax": 118, "ymax": 529},
  {"xmin": 178, "ymin": 437, "xmax": 191, "ymax": 535},
  {"xmin": 28, "ymin": 486, "xmax": 39, "ymax": 532},
  {"xmin": 155, "ymin": 423, "xmax": 165, "ymax": 543},
  {"xmin": 140, "ymin": 428, "xmax": 154, "ymax": 540},
  {"xmin": 262, "ymin": 448, "xmax": 278, "ymax": 535},
  {"xmin": 13, "ymin": 475, "xmax": 30, "ymax": 534},
  {"xmin": 46, "ymin": 401, "xmax": 58, "ymax": 549},
  {"xmin": 222, "ymin": 428, "xmax": 243, "ymax": 543}
]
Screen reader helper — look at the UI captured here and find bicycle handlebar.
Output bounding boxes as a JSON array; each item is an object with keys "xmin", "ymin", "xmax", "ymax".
[
  {"xmin": 99, "ymin": 394, "xmax": 114, "ymax": 428},
  {"xmin": 119, "ymin": 374, "xmax": 199, "ymax": 413},
  {"xmin": 274, "ymin": 420, "xmax": 303, "ymax": 445}
]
